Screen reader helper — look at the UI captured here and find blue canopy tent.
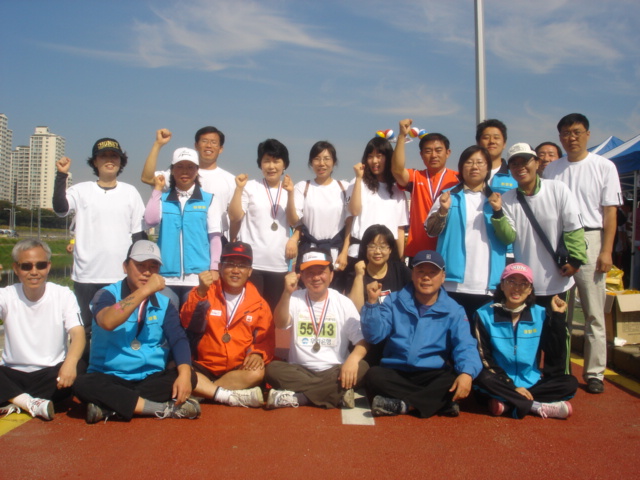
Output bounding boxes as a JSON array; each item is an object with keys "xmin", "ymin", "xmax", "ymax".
[
  {"xmin": 589, "ymin": 135, "xmax": 624, "ymax": 155},
  {"xmin": 603, "ymin": 133, "xmax": 640, "ymax": 285}
]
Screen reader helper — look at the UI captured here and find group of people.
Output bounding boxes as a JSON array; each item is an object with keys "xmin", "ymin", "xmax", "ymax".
[{"xmin": 0, "ymin": 112, "xmax": 621, "ymax": 423}]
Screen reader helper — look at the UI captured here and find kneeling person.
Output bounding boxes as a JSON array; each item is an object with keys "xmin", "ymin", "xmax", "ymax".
[
  {"xmin": 361, "ymin": 251, "xmax": 482, "ymax": 418},
  {"xmin": 73, "ymin": 241, "xmax": 199, "ymax": 423},
  {"xmin": 265, "ymin": 248, "xmax": 368, "ymax": 409},
  {"xmin": 180, "ymin": 242, "xmax": 274, "ymax": 408},
  {"xmin": 0, "ymin": 239, "xmax": 85, "ymax": 421}
]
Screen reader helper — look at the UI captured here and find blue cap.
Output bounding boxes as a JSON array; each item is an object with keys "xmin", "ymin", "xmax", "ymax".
[{"xmin": 411, "ymin": 250, "xmax": 445, "ymax": 269}]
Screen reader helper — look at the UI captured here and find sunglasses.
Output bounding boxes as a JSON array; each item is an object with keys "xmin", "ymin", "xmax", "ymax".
[{"xmin": 17, "ymin": 261, "xmax": 49, "ymax": 271}]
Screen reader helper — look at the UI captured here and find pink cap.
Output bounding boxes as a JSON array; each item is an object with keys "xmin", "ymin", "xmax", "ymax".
[{"xmin": 501, "ymin": 263, "xmax": 533, "ymax": 284}]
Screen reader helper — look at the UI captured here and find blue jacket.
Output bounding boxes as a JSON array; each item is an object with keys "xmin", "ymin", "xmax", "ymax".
[
  {"xmin": 159, "ymin": 185, "xmax": 213, "ymax": 277},
  {"xmin": 474, "ymin": 303, "xmax": 551, "ymax": 388},
  {"xmin": 88, "ymin": 280, "xmax": 191, "ymax": 381},
  {"xmin": 360, "ymin": 285, "xmax": 482, "ymax": 377},
  {"xmin": 436, "ymin": 185, "xmax": 506, "ymax": 290}
]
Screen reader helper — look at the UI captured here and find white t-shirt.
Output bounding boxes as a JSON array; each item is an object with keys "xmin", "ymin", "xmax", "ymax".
[
  {"xmin": 347, "ymin": 180, "xmax": 409, "ymax": 257},
  {"xmin": 0, "ymin": 283, "xmax": 82, "ymax": 373},
  {"xmin": 156, "ymin": 165, "xmax": 236, "ymax": 238},
  {"xmin": 294, "ymin": 179, "xmax": 348, "ymax": 262},
  {"xmin": 64, "ymin": 181, "xmax": 145, "ymax": 283},
  {"xmin": 431, "ymin": 189, "xmax": 492, "ymax": 294},
  {"xmin": 285, "ymin": 288, "xmax": 363, "ymax": 372},
  {"xmin": 543, "ymin": 152, "xmax": 622, "ymax": 228},
  {"xmin": 238, "ymin": 179, "xmax": 290, "ymax": 272},
  {"xmin": 501, "ymin": 179, "xmax": 584, "ymax": 295}
]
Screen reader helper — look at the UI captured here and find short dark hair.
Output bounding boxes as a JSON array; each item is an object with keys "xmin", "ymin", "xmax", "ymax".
[
  {"xmin": 361, "ymin": 137, "xmax": 396, "ymax": 196},
  {"xmin": 86, "ymin": 151, "xmax": 128, "ymax": 177},
  {"xmin": 535, "ymin": 141, "xmax": 563, "ymax": 158},
  {"xmin": 308, "ymin": 141, "xmax": 337, "ymax": 168},
  {"xmin": 457, "ymin": 145, "xmax": 491, "ymax": 185},
  {"xmin": 557, "ymin": 113, "xmax": 589, "ymax": 132},
  {"xmin": 493, "ymin": 281, "xmax": 536, "ymax": 308},
  {"xmin": 257, "ymin": 138, "xmax": 290, "ymax": 169},
  {"xmin": 419, "ymin": 133, "xmax": 450, "ymax": 151},
  {"xmin": 476, "ymin": 119, "xmax": 507, "ymax": 143},
  {"xmin": 195, "ymin": 126, "xmax": 225, "ymax": 146},
  {"xmin": 357, "ymin": 224, "xmax": 401, "ymax": 263}
]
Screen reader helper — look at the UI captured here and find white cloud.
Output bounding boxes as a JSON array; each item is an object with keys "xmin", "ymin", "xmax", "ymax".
[{"xmin": 368, "ymin": 83, "xmax": 461, "ymax": 117}]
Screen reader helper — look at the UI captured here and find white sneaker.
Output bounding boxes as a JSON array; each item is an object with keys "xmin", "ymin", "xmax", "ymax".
[
  {"xmin": 0, "ymin": 403, "xmax": 21, "ymax": 417},
  {"xmin": 227, "ymin": 387, "xmax": 264, "ymax": 408},
  {"xmin": 27, "ymin": 398, "xmax": 54, "ymax": 421},
  {"xmin": 537, "ymin": 401, "xmax": 572, "ymax": 419},
  {"xmin": 266, "ymin": 389, "xmax": 299, "ymax": 409}
]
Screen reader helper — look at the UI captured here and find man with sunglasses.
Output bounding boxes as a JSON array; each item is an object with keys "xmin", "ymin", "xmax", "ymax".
[
  {"xmin": 0, "ymin": 239, "xmax": 85, "ymax": 421},
  {"xmin": 180, "ymin": 241, "xmax": 274, "ymax": 407}
]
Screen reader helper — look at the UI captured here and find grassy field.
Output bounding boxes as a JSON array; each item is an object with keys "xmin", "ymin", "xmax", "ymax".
[{"xmin": 0, "ymin": 228, "xmax": 74, "ymax": 288}]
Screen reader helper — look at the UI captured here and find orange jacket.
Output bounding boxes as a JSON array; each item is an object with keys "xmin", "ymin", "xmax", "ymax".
[{"xmin": 180, "ymin": 280, "xmax": 274, "ymax": 376}]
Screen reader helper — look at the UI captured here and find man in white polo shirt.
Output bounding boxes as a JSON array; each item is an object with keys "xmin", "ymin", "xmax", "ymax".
[
  {"xmin": 0, "ymin": 239, "xmax": 85, "ymax": 421},
  {"xmin": 544, "ymin": 113, "xmax": 622, "ymax": 394}
]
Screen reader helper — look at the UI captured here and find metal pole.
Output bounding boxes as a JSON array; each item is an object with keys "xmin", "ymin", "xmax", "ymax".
[{"xmin": 475, "ymin": 0, "xmax": 487, "ymax": 124}]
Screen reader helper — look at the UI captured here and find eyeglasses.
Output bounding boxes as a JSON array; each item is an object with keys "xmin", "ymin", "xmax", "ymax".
[
  {"xmin": 221, "ymin": 262, "xmax": 251, "ymax": 271},
  {"xmin": 367, "ymin": 244, "xmax": 391, "ymax": 252},
  {"xmin": 312, "ymin": 156, "xmax": 334, "ymax": 164},
  {"xmin": 199, "ymin": 139, "xmax": 220, "ymax": 146},
  {"xmin": 463, "ymin": 160, "xmax": 487, "ymax": 168},
  {"xmin": 504, "ymin": 278, "xmax": 531, "ymax": 289},
  {"xmin": 559, "ymin": 130, "xmax": 587, "ymax": 139},
  {"xmin": 18, "ymin": 261, "xmax": 49, "ymax": 271}
]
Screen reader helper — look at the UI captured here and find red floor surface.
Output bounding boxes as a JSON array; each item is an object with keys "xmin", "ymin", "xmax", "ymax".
[{"xmin": 3, "ymin": 363, "xmax": 640, "ymax": 480}]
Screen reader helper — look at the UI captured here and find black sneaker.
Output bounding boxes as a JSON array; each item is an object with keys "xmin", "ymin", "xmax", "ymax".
[
  {"xmin": 586, "ymin": 378, "xmax": 604, "ymax": 394},
  {"xmin": 439, "ymin": 401, "xmax": 460, "ymax": 417},
  {"xmin": 371, "ymin": 395, "xmax": 407, "ymax": 416},
  {"xmin": 86, "ymin": 403, "xmax": 116, "ymax": 424}
]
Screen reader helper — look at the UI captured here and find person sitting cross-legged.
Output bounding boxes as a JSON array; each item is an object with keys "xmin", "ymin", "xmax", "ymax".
[
  {"xmin": 73, "ymin": 240, "xmax": 200, "ymax": 423},
  {"xmin": 265, "ymin": 248, "xmax": 369, "ymax": 409},
  {"xmin": 180, "ymin": 242, "xmax": 274, "ymax": 408},
  {"xmin": 472, "ymin": 263, "xmax": 578, "ymax": 419},
  {"xmin": 0, "ymin": 239, "xmax": 85, "ymax": 421},
  {"xmin": 361, "ymin": 250, "xmax": 482, "ymax": 418}
]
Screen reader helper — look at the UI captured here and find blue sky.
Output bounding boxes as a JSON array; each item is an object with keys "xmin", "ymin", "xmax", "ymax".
[{"xmin": 2, "ymin": 0, "xmax": 639, "ymax": 193}]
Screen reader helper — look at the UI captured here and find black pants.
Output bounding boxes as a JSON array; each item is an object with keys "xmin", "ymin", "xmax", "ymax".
[
  {"xmin": 447, "ymin": 292, "xmax": 492, "ymax": 322},
  {"xmin": 366, "ymin": 366, "xmax": 457, "ymax": 418},
  {"xmin": 73, "ymin": 368, "xmax": 197, "ymax": 420},
  {"xmin": 474, "ymin": 369, "xmax": 578, "ymax": 419},
  {"xmin": 249, "ymin": 270, "xmax": 287, "ymax": 313},
  {"xmin": 0, "ymin": 363, "xmax": 80, "ymax": 405},
  {"xmin": 74, "ymin": 281, "xmax": 108, "ymax": 360}
]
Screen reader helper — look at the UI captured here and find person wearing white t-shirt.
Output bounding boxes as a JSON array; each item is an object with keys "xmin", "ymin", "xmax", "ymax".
[
  {"xmin": 141, "ymin": 127, "xmax": 237, "ymax": 240},
  {"xmin": 544, "ymin": 113, "xmax": 622, "ymax": 394},
  {"xmin": 265, "ymin": 248, "xmax": 368, "ymax": 409},
  {"xmin": 229, "ymin": 139, "xmax": 295, "ymax": 312},
  {"xmin": 0, "ymin": 239, "xmax": 85, "ymax": 421},
  {"xmin": 347, "ymin": 136, "xmax": 408, "ymax": 284},
  {"xmin": 489, "ymin": 143, "xmax": 587, "ymax": 323},
  {"xmin": 284, "ymin": 141, "xmax": 351, "ymax": 292},
  {"xmin": 53, "ymin": 138, "xmax": 145, "ymax": 354}
]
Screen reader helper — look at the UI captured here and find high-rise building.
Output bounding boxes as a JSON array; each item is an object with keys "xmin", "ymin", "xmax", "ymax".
[
  {"xmin": 11, "ymin": 126, "xmax": 66, "ymax": 209},
  {"xmin": 0, "ymin": 114, "xmax": 13, "ymax": 203}
]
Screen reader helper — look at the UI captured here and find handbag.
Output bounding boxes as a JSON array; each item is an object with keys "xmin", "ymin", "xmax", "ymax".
[{"xmin": 516, "ymin": 190, "xmax": 570, "ymax": 269}]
